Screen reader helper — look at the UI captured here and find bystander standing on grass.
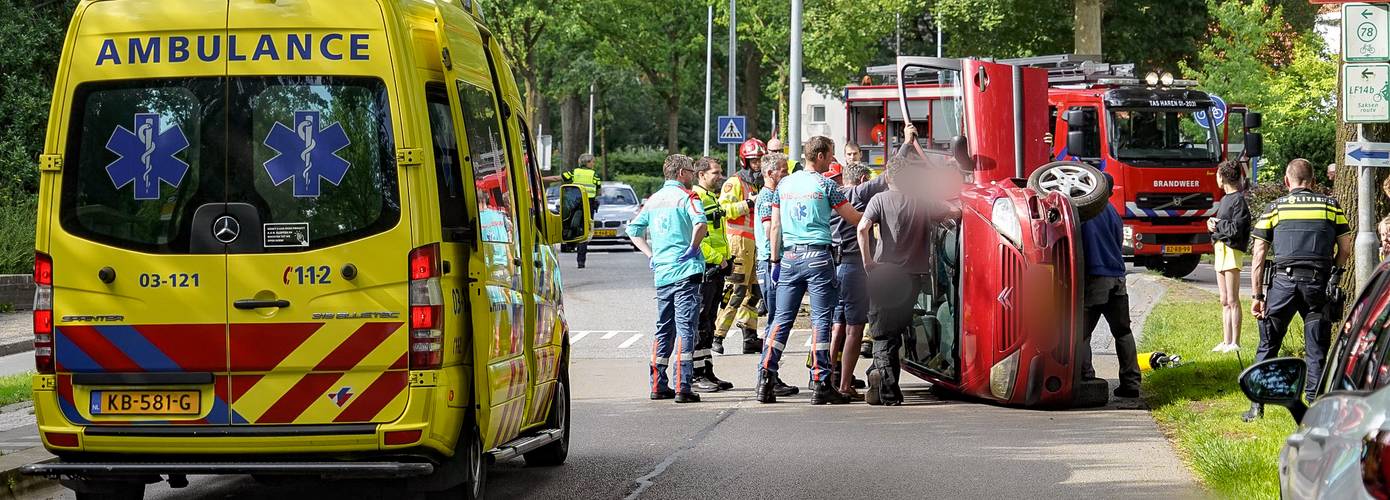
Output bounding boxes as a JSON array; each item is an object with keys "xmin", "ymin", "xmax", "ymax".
[{"xmin": 1207, "ymin": 159, "xmax": 1251, "ymax": 354}]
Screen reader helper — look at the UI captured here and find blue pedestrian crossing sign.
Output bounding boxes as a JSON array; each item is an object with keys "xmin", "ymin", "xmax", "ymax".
[{"xmin": 717, "ymin": 116, "xmax": 746, "ymax": 145}]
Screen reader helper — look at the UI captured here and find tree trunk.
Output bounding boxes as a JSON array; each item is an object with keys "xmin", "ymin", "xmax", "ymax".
[
  {"xmin": 666, "ymin": 93, "xmax": 680, "ymax": 155},
  {"xmin": 560, "ymin": 93, "xmax": 584, "ymax": 170},
  {"xmin": 536, "ymin": 96, "xmax": 551, "ymax": 138},
  {"xmin": 740, "ymin": 42, "xmax": 763, "ymax": 140},
  {"xmin": 1073, "ymin": 0, "xmax": 1103, "ymax": 56},
  {"xmin": 522, "ymin": 51, "xmax": 540, "ymax": 129}
]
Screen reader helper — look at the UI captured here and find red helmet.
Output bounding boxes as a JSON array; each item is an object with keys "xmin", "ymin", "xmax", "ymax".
[{"xmin": 739, "ymin": 139, "xmax": 767, "ymax": 160}]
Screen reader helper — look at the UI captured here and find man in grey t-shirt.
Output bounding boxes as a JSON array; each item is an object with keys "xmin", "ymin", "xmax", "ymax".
[{"xmin": 855, "ymin": 159, "xmax": 959, "ymax": 405}]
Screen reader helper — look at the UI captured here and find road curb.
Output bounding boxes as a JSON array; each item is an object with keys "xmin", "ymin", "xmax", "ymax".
[
  {"xmin": 0, "ymin": 340, "xmax": 29, "ymax": 358},
  {"xmin": 0, "ymin": 446, "xmax": 55, "ymax": 500}
]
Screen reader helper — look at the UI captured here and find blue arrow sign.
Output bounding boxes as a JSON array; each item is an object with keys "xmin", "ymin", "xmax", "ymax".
[
  {"xmin": 1346, "ymin": 141, "xmax": 1390, "ymax": 167},
  {"xmin": 1349, "ymin": 147, "xmax": 1390, "ymax": 161}
]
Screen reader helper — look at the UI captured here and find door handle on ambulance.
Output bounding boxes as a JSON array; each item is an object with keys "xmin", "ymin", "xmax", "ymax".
[{"xmin": 233, "ymin": 299, "xmax": 291, "ymax": 310}]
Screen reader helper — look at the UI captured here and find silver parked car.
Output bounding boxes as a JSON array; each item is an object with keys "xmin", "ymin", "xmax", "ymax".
[{"xmin": 1241, "ymin": 262, "xmax": 1390, "ymax": 500}]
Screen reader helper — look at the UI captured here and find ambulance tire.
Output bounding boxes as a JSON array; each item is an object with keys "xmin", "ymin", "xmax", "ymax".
[
  {"xmin": 1026, "ymin": 161, "xmax": 1111, "ymax": 221},
  {"xmin": 462, "ymin": 421, "xmax": 487, "ymax": 500},
  {"xmin": 524, "ymin": 363, "xmax": 570, "ymax": 466}
]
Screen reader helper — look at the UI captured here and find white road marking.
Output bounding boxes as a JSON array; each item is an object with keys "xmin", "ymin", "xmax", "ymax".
[
  {"xmin": 602, "ymin": 331, "xmax": 620, "ymax": 339},
  {"xmin": 618, "ymin": 334, "xmax": 643, "ymax": 349},
  {"xmin": 804, "ymin": 336, "xmax": 813, "ymax": 347},
  {"xmin": 571, "ymin": 331, "xmax": 590, "ymax": 343}
]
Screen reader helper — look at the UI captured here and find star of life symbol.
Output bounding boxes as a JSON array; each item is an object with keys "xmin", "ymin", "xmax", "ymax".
[
  {"xmin": 263, "ymin": 110, "xmax": 352, "ymax": 198},
  {"xmin": 792, "ymin": 204, "xmax": 809, "ymax": 222},
  {"xmin": 105, "ymin": 113, "xmax": 190, "ymax": 200}
]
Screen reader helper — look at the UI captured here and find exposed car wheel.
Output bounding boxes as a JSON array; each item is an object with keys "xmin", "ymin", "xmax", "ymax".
[
  {"xmin": 1155, "ymin": 254, "xmax": 1201, "ymax": 279},
  {"xmin": 463, "ymin": 421, "xmax": 487, "ymax": 500},
  {"xmin": 525, "ymin": 363, "xmax": 570, "ymax": 466},
  {"xmin": 1027, "ymin": 161, "xmax": 1112, "ymax": 221}
]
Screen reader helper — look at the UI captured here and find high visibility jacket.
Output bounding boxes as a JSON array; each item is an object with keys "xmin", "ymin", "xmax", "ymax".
[
  {"xmin": 718, "ymin": 174, "xmax": 757, "ymax": 240},
  {"xmin": 1251, "ymin": 188, "xmax": 1350, "ymax": 269},
  {"xmin": 694, "ymin": 185, "xmax": 731, "ymax": 264},
  {"xmin": 563, "ymin": 167, "xmax": 601, "ymax": 198}
]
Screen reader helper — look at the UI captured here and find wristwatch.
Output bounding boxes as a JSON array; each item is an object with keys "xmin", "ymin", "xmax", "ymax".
[{"xmin": 1252, "ymin": 294, "xmax": 1265, "ymax": 301}]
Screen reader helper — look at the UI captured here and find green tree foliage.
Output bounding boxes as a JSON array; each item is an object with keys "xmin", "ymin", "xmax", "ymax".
[
  {"xmin": 0, "ymin": 0, "xmax": 76, "ymax": 196},
  {"xmin": 934, "ymin": 0, "xmax": 1072, "ymax": 58}
]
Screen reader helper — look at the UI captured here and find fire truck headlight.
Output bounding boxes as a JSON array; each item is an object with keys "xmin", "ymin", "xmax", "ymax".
[
  {"xmin": 992, "ymin": 198, "xmax": 1023, "ymax": 247},
  {"xmin": 1160, "ymin": 72, "xmax": 1175, "ymax": 86},
  {"xmin": 1144, "ymin": 72, "xmax": 1159, "ymax": 86},
  {"xmin": 1123, "ymin": 225, "xmax": 1134, "ymax": 245},
  {"xmin": 990, "ymin": 350, "xmax": 1020, "ymax": 400}
]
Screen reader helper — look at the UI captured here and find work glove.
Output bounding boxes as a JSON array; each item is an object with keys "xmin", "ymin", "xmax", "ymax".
[
  {"xmin": 681, "ymin": 246, "xmax": 703, "ymax": 262},
  {"xmin": 745, "ymin": 198, "xmax": 756, "ymax": 210},
  {"xmin": 770, "ymin": 262, "xmax": 782, "ymax": 283}
]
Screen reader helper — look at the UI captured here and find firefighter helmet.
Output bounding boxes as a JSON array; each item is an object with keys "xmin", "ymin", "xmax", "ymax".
[{"xmin": 739, "ymin": 139, "xmax": 767, "ymax": 160}]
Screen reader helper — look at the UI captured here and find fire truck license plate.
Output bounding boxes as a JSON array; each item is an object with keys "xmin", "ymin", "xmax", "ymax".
[
  {"xmin": 1162, "ymin": 245, "xmax": 1193, "ymax": 254},
  {"xmin": 90, "ymin": 391, "xmax": 200, "ymax": 415}
]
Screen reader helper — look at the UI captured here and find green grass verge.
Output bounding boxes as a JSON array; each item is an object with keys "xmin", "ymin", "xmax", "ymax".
[
  {"xmin": 1141, "ymin": 285, "xmax": 1305, "ymax": 500},
  {"xmin": 0, "ymin": 372, "xmax": 34, "ymax": 408}
]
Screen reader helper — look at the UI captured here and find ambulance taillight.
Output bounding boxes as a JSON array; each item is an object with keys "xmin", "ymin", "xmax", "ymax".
[
  {"xmin": 33, "ymin": 252, "xmax": 53, "ymax": 374},
  {"xmin": 408, "ymin": 244, "xmax": 444, "ymax": 369}
]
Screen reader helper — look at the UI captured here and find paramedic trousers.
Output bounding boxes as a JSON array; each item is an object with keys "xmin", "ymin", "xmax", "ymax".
[
  {"xmin": 652, "ymin": 274, "xmax": 701, "ymax": 394},
  {"xmin": 717, "ymin": 237, "xmax": 762, "ymax": 337},
  {"xmin": 577, "ymin": 198, "xmax": 599, "ymax": 267},
  {"xmin": 696, "ymin": 264, "xmax": 727, "ymax": 374},
  {"xmin": 758, "ymin": 246, "xmax": 837, "ymax": 384},
  {"xmin": 1079, "ymin": 276, "xmax": 1142, "ymax": 392},
  {"xmin": 757, "ymin": 260, "xmax": 778, "ymax": 339},
  {"xmin": 868, "ymin": 273, "xmax": 926, "ymax": 398},
  {"xmin": 1256, "ymin": 272, "xmax": 1332, "ymax": 401}
]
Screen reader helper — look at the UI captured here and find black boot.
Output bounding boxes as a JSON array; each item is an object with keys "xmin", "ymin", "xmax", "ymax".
[
  {"xmin": 675, "ymin": 392, "xmax": 701, "ymax": 403},
  {"xmin": 650, "ymin": 388, "xmax": 676, "ymax": 400},
  {"xmin": 773, "ymin": 376, "xmax": 799, "ymax": 397},
  {"xmin": 706, "ymin": 366, "xmax": 734, "ymax": 390},
  {"xmin": 756, "ymin": 371, "xmax": 777, "ymax": 403},
  {"xmin": 811, "ymin": 381, "xmax": 851, "ymax": 405},
  {"xmin": 1241, "ymin": 403, "xmax": 1264, "ymax": 422},
  {"xmin": 742, "ymin": 329, "xmax": 763, "ymax": 354},
  {"xmin": 859, "ymin": 340, "xmax": 872, "ymax": 359},
  {"xmin": 712, "ymin": 337, "xmax": 725, "ymax": 355}
]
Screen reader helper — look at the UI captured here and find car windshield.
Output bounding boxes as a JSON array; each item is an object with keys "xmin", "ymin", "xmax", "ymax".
[
  {"xmin": 598, "ymin": 186, "xmax": 638, "ymax": 206},
  {"xmin": 1107, "ymin": 108, "xmax": 1220, "ymax": 165}
]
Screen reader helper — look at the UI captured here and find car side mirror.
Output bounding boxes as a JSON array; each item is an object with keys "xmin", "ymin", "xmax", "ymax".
[
  {"xmin": 1239, "ymin": 357, "xmax": 1308, "ymax": 424},
  {"xmin": 560, "ymin": 184, "xmax": 592, "ymax": 244},
  {"xmin": 1244, "ymin": 132, "xmax": 1264, "ymax": 159},
  {"xmin": 1245, "ymin": 111, "xmax": 1263, "ymax": 130},
  {"xmin": 950, "ymin": 135, "xmax": 973, "ymax": 171}
]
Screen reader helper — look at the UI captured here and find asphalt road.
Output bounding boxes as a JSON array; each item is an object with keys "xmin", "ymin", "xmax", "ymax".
[{"xmin": 23, "ymin": 249, "xmax": 1202, "ymax": 499}]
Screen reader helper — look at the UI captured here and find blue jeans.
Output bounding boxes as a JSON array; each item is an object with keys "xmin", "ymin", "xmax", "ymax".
[
  {"xmin": 759, "ymin": 246, "xmax": 838, "ymax": 383},
  {"xmin": 757, "ymin": 260, "xmax": 778, "ymax": 339},
  {"xmin": 652, "ymin": 275, "xmax": 701, "ymax": 394}
]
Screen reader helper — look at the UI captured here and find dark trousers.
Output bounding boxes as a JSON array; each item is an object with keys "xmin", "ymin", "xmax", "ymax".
[
  {"xmin": 696, "ymin": 264, "xmax": 727, "ymax": 373},
  {"xmin": 1079, "ymin": 276, "xmax": 1142, "ymax": 391},
  {"xmin": 867, "ymin": 273, "xmax": 925, "ymax": 402},
  {"xmin": 577, "ymin": 198, "xmax": 599, "ymax": 266},
  {"xmin": 1257, "ymin": 273, "xmax": 1332, "ymax": 400}
]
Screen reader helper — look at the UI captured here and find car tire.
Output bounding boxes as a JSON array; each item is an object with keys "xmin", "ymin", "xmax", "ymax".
[
  {"xmin": 524, "ymin": 361, "xmax": 570, "ymax": 467},
  {"xmin": 1155, "ymin": 254, "xmax": 1201, "ymax": 279},
  {"xmin": 462, "ymin": 421, "xmax": 487, "ymax": 500},
  {"xmin": 1027, "ymin": 161, "xmax": 1112, "ymax": 221}
]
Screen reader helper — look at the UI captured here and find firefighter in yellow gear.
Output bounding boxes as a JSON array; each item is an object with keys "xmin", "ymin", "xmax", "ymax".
[
  {"xmin": 714, "ymin": 139, "xmax": 767, "ymax": 354},
  {"xmin": 693, "ymin": 157, "xmax": 737, "ymax": 391}
]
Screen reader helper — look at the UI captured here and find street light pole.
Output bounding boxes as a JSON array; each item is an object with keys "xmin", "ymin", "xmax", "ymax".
[
  {"xmin": 788, "ymin": 0, "xmax": 802, "ymax": 161},
  {"xmin": 727, "ymin": 0, "xmax": 737, "ymax": 175},
  {"xmin": 703, "ymin": 5, "xmax": 713, "ymax": 157},
  {"xmin": 587, "ymin": 83, "xmax": 595, "ymax": 155}
]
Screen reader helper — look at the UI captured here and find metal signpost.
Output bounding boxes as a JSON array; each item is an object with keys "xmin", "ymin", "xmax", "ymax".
[{"xmin": 1344, "ymin": 3, "xmax": 1390, "ymax": 291}]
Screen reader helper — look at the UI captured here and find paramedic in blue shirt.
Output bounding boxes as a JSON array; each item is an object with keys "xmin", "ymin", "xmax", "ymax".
[
  {"xmin": 1078, "ymin": 185, "xmax": 1142, "ymax": 399},
  {"xmin": 757, "ymin": 136, "xmax": 862, "ymax": 405},
  {"xmin": 627, "ymin": 155, "xmax": 708, "ymax": 404}
]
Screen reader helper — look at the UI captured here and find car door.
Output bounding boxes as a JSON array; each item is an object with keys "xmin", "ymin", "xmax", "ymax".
[
  {"xmin": 517, "ymin": 118, "xmax": 562, "ymax": 427},
  {"xmin": 435, "ymin": 2, "xmax": 528, "ymax": 447}
]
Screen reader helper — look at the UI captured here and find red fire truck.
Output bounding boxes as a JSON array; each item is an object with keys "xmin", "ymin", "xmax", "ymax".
[{"xmin": 844, "ymin": 55, "xmax": 1261, "ymax": 278}]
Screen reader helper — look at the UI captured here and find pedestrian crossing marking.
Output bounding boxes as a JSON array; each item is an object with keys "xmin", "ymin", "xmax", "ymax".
[
  {"xmin": 601, "ymin": 330, "xmax": 620, "ymax": 339},
  {"xmin": 720, "ymin": 120, "xmax": 742, "ymax": 140},
  {"xmin": 570, "ymin": 331, "xmax": 590, "ymax": 343},
  {"xmin": 567, "ymin": 330, "xmax": 817, "ymax": 349},
  {"xmin": 617, "ymin": 334, "xmax": 643, "ymax": 349}
]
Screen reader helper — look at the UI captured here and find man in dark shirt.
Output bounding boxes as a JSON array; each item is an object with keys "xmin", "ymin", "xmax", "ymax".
[
  {"xmin": 1078, "ymin": 192, "xmax": 1142, "ymax": 399},
  {"xmin": 828, "ymin": 163, "xmax": 887, "ymax": 396}
]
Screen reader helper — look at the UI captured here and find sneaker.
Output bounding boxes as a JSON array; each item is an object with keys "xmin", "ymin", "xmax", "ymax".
[
  {"xmin": 1221, "ymin": 343, "xmax": 1241, "ymax": 353},
  {"xmin": 674, "ymin": 392, "xmax": 701, "ymax": 403},
  {"xmin": 865, "ymin": 369, "xmax": 883, "ymax": 406},
  {"xmin": 691, "ymin": 376, "xmax": 722, "ymax": 393},
  {"xmin": 811, "ymin": 382, "xmax": 851, "ymax": 405},
  {"xmin": 650, "ymin": 388, "xmax": 676, "ymax": 400},
  {"xmin": 1113, "ymin": 387, "xmax": 1140, "ymax": 399},
  {"xmin": 1241, "ymin": 403, "xmax": 1264, "ymax": 422},
  {"xmin": 1211, "ymin": 343, "xmax": 1228, "ymax": 352},
  {"xmin": 712, "ymin": 337, "xmax": 725, "ymax": 355},
  {"xmin": 772, "ymin": 377, "xmax": 799, "ymax": 397}
]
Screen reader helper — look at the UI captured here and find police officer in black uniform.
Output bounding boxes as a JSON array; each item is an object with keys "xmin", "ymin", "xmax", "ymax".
[{"xmin": 1244, "ymin": 159, "xmax": 1351, "ymax": 422}]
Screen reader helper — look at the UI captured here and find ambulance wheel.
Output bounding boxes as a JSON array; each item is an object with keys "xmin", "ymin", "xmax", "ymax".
[
  {"xmin": 1027, "ymin": 161, "xmax": 1111, "ymax": 221},
  {"xmin": 1155, "ymin": 255, "xmax": 1201, "ymax": 279},
  {"xmin": 462, "ymin": 421, "xmax": 487, "ymax": 500},
  {"xmin": 525, "ymin": 363, "xmax": 570, "ymax": 466}
]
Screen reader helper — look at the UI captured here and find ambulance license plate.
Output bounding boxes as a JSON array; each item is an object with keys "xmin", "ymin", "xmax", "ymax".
[
  {"xmin": 1162, "ymin": 245, "xmax": 1193, "ymax": 254},
  {"xmin": 593, "ymin": 229, "xmax": 617, "ymax": 237},
  {"xmin": 91, "ymin": 390, "xmax": 200, "ymax": 415}
]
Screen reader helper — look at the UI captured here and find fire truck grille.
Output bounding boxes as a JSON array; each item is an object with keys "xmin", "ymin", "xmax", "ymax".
[
  {"xmin": 999, "ymin": 244, "xmax": 1023, "ymax": 353},
  {"xmin": 1135, "ymin": 192, "xmax": 1213, "ymax": 211}
]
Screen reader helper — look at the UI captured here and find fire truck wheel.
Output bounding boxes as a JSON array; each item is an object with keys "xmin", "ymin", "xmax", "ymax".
[
  {"xmin": 1027, "ymin": 161, "xmax": 1112, "ymax": 221},
  {"xmin": 525, "ymin": 362, "xmax": 571, "ymax": 466},
  {"xmin": 1155, "ymin": 255, "xmax": 1201, "ymax": 279}
]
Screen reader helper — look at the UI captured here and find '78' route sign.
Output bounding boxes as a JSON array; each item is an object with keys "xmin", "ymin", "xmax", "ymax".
[{"xmin": 1347, "ymin": 3, "xmax": 1390, "ymax": 62}]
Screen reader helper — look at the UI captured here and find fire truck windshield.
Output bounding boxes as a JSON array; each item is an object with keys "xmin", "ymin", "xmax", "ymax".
[{"xmin": 1107, "ymin": 108, "xmax": 1220, "ymax": 166}]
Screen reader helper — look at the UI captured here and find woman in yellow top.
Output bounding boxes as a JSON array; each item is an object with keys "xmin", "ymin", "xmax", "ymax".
[{"xmin": 1207, "ymin": 160, "xmax": 1252, "ymax": 353}]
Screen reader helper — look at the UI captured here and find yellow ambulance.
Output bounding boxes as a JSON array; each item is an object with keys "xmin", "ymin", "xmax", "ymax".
[{"xmin": 23, "ymin": 1, "xmax": 590, "ymax": 498}]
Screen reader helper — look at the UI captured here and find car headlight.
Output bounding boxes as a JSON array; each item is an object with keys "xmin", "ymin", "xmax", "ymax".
[
  {"xmin": 992, "ymin": 198, "xmax": 1023, "ymax": 247},
  {"xmin": 990, "ymin": 350, "xmax": 1020, "ymax": 400}
]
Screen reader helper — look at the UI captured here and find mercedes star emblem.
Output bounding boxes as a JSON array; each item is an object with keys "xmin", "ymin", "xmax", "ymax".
[{"xmin": 213, "ymin": 215, "xmax": 240, "ymax": 244}]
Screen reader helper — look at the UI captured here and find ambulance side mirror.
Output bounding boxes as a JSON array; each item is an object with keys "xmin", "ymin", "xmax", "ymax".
[{"xmin": 560, "ymin": 184, "xmax": 592, "ymax": 244}]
